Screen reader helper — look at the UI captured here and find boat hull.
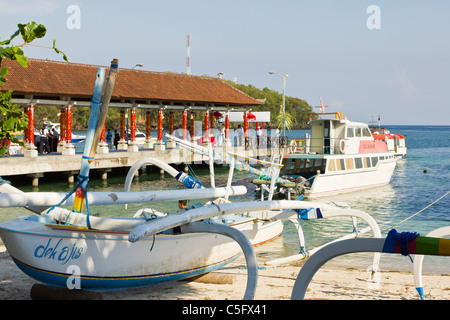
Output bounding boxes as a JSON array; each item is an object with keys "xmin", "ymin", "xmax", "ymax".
[
  {"xmin": 0, "ymin": 215, "xmax": 282, "ymax": 290},
  {"xmin": 308, "ymin": 156, "xmax": 397, "ymax": 198}
]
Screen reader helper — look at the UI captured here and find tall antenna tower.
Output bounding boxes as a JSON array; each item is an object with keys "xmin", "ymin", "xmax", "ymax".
[{"xmin": 186, "ymin": 34, "xmax": 191, "ymax": 75}]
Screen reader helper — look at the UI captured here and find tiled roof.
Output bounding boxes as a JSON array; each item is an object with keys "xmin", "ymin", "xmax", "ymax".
[{"xmin": 1, "ymin": 58, "xmax": 262, "ymax": 106}]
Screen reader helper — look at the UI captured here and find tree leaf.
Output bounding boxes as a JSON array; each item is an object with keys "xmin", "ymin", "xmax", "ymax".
[
  {"xmin": 3, "ymin": 118, "xmax": 17, "ymax": 131},
  {"xmin": 53, "ymin": 40, "xmax": 68, "ymax": 62},
  {"xmin": 18, "ymin": 21, "xmax": 47, "ymax": 43},
  {"xmin": 14, "ymin": 51, "xmax": 28, "ymax": 68},
  {"xmin": 0, "ymin": 30, "xmax": 20, "ymax": 46}
]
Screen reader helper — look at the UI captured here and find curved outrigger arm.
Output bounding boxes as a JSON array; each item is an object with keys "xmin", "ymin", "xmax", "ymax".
[
  {"xmin": 291, "ymin": 229, "xmax": 450, "ymax": 300},
  {"xmin": 181, "ymin": 221, "xmax": 258, "ymax": 300},
  {"xmin": 249, "ymin": 203, "xmax": 382, "ymax": 275},
  {"xmin": 128, "ymin": 200, "xmax": 366, "ymax": 242},
  {"xmin": 413, "ymin": 226, "xmax": 450, "ymax": 300}
]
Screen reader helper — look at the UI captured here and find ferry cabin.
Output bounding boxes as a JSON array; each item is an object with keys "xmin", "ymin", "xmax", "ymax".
[
  {"xmin": 370, "ymin": 127, "xmax": 407, "ymax": 157},
  {"xmin": 280, "ymin": 118, "xmax": 397, "ymax": 198}
]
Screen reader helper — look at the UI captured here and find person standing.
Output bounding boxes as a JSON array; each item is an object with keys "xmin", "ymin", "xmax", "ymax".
[
  {"xmin": 237, "ymin": 125, "xmax": 244, "ymax": 146},
  {"xmin": 51, "ymin": 128, "xmax": 60, "ymax": 152},
  {"xmin": 106, "ymin": 129, "xmax": 113, "ymax": 149},
  {"xmin": 113, "ymin": 130, "xmax": 120, "ymax": 150}
]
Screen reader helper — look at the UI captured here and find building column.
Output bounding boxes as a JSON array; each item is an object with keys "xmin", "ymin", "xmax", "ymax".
[
  {"xmin": 23, "ymin": 105, "xmax": 37, "ymax": 157},
  {"xmin": 243, "ymin": 111, "xmax": 249, "ymax": 150},
  {"xmin": 154, "ymin": 109, "xmax": 165, "ymax": 151},
  {"xmin": 202, "ymin": 110, "xmax": 210, "ymax": 146},
  {"xmin": 117, "ymin": 108, "xmax": 127, "ymax": 150},
  {"xmin": 143, "ymin": 109, "xmax": 153, "ymax": 149},
  {"xmin": 62, "ymin": 104, "xmax": 75, "ymax": 155},
  {"xmin": 167, "ymin": 110, "xmax": 176, "ymax": 148},
  {"xmin": 57, "ymin": 107, "xmax": 66, "ymax": 152},
  {"xmin": 182, "ymin": 110, "xmax": 188, "ymax": 140},
  {"xmin": 97, "ymin": 121, "xmax": 109, "ymax": 154},
  {"xmin": 190, "ymin": 111, "xmax": 196, "ymax": 143},
  {"xmin": 224, "ymin": 112, "xmax": 231, "ymax": 148},
  {"xmin": 127, "ymin": 107, "xmax": 139, "ymax": 152}
]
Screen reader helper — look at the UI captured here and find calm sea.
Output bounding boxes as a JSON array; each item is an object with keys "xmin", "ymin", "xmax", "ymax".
[{"xmin": 1, "ymin": 125, "xmax": 449, "ymax": 275}]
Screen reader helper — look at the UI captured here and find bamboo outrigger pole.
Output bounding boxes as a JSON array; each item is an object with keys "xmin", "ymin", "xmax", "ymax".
[{"xmin": 72, "ymin": 59, "xmax": 118, "ymax": 214}]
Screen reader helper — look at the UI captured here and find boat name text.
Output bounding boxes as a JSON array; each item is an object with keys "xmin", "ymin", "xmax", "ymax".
[{"xmin": 34, "ymin": 239, "xmax": 84, "ymax": 265}]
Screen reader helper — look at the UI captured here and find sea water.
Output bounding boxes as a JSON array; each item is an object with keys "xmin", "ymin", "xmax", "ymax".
[{"xmin": 0, "ymin": 126, "xmax": 449, "ymax": 275}]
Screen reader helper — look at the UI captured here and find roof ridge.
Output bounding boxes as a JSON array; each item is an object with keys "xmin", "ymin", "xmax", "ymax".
[
  {"xmin": 219, "ymin": 80, "xmax": 263, "ymax": 104},
  {"xmin": 26, "ymin": 58, "xmax": 223, "ymax": 80}
]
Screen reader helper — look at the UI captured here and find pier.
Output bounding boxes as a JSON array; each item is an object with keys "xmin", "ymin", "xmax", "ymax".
[
  {"xmin": 0, "ymin": 142, "xmax": 287, "ymax": 187},
  {"xmin": 0, "ymin": 58, "xmax": 295, "ymax": 185}
]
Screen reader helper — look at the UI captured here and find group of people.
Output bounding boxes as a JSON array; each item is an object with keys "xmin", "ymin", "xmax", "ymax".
[
  {"xmin": 34, "ymin": 124, "xmax": 59, "ymax": 155},
  {"xmin": 106, "ymin": 129, "xmax": 120, "ymax": 150}
]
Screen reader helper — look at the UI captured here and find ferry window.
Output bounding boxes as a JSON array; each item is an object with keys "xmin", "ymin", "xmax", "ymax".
[
  {"xmin": 305, "ymin": 159, "xmax": 313, "ymax": 168},
  {"xmin": 347, "ymin": 128, "xmax": 355, "ymax": 138},
  {"xmin": 339, "ymin": 159, "xmax": 346, "ymax": 170},
  {"xmin": 328, "ymin": 159, "xmax": 336, "ymax": 171},
  {"xmin": 366, "ymin": 157, "xmax": 372, "ymax": 167},
  {"xmin": 346, "ymin": 158, "xmax": 355, "ymax": 170},
  {"xmin": 363, "ymin": 128, "xmax": 371, "ymax": 137},
  {"xmin": 371, "ymin": 157, "xmax": 378, "ymax": 166},
  {"xmin": 355, "ymin": 128, "xmax": 362, "ymax": 137},
  {"xmin": 287, "ymin": 159, "xmax": 295, "ymax": 170},
  {"xmin": 355, "ymin": 158, "xmax": 363, "ymax": 169},
  {"xmin": 299, "ymin": 159, "xmax": 305, "ymax": 168},
  {"xmin": 314, "ymin": 159, "xmax": 323, "ymax": 167},
  {"xmin": 379, "ymin": 156, "xmax": 385, "ymax": 160}
]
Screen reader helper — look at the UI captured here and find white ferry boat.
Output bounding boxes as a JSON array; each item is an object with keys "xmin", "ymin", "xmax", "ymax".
[{"xmin": 278, "ymin": 115, "xmax": 398, "ymax": 198}]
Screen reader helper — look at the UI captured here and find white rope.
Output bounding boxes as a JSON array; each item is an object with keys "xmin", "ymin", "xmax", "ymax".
[{"xmin": 381, "ymin": 190, "xmax": 450, "ymax": 233}]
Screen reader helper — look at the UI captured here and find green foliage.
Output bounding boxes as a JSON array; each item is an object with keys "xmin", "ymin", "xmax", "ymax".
[
  {"xmin": 0, "ymin": 21, "xmax": 68, "ymax": 157},
  {"xmin": 226, "ymin": 82, "xmax": 316, "ymax": 129},
  {"xmin": 0, "ymin": 90, "xmax": 28, "ymax": 155}
]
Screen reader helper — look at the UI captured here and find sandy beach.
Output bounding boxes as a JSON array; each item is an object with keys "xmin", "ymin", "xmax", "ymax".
[{"xmin": 1, "ymin": 243, "xmax": 448, "ymax": 301}]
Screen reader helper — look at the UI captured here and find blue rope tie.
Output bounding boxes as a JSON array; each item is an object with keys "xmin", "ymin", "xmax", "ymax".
[
  {"xmin": 46, "ymin": 174, "xmax": 93, "ymax": 229},
  {"xmin": 386, "ymin": 229, "xmax": 419, "ymax": 262}
]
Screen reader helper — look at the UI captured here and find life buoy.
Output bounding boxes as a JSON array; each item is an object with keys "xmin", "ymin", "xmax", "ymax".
[
  {"xmin": 339, "ymin": 139, "xmax": 346, "ymax": 154},
  {"xmin": 289, "ymin": 140, "xmax": 298, "ymax": 153}
]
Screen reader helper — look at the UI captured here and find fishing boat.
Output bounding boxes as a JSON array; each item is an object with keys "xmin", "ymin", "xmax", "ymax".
[{"xmin": 273, "ymin": 112, "xmax": 398, "ymax": 199}]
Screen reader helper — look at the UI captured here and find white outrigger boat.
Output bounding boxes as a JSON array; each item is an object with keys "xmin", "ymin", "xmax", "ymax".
[
  {"xmin": 0, "ymin": 60, "xmax": 285, "ymax": 293},
  {"xmin": 274, "ymin": 113, "xmax": 398, "ymax": 198},
  {"xmin": 0, "ymin": 61, "xmax": 389, "ymax": 299}
]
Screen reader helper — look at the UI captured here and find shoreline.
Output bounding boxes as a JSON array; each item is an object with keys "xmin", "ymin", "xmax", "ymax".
[{"xmin": 1, "ymin": 244, "xmax": 448, "ymax": 300}]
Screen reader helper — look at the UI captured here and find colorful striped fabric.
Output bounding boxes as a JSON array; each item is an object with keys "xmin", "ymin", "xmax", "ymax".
[{"xmin": 383, "ymin": 229, "xmax": 450, "ymax": 256}]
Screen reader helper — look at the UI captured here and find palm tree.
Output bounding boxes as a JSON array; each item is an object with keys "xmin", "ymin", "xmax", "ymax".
[{"xmin": 275, "ymin": 105, "xmax": 294, "ymax": 131}]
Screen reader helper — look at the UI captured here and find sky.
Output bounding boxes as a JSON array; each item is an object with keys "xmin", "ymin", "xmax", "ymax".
[{"xmin": 1, "ymin": 0, "xmax": 449, "ymax": 125}]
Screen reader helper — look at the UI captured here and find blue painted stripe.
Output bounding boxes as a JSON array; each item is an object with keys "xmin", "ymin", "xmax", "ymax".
[{"xmin": 11, "ymin": 254, "xmax": 240, "ymax": 290}]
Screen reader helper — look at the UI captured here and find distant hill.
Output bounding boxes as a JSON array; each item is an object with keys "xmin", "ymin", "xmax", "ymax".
[{"xmin": 226, "ymin": 81, "xmax": 315, "ymax": 129}]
